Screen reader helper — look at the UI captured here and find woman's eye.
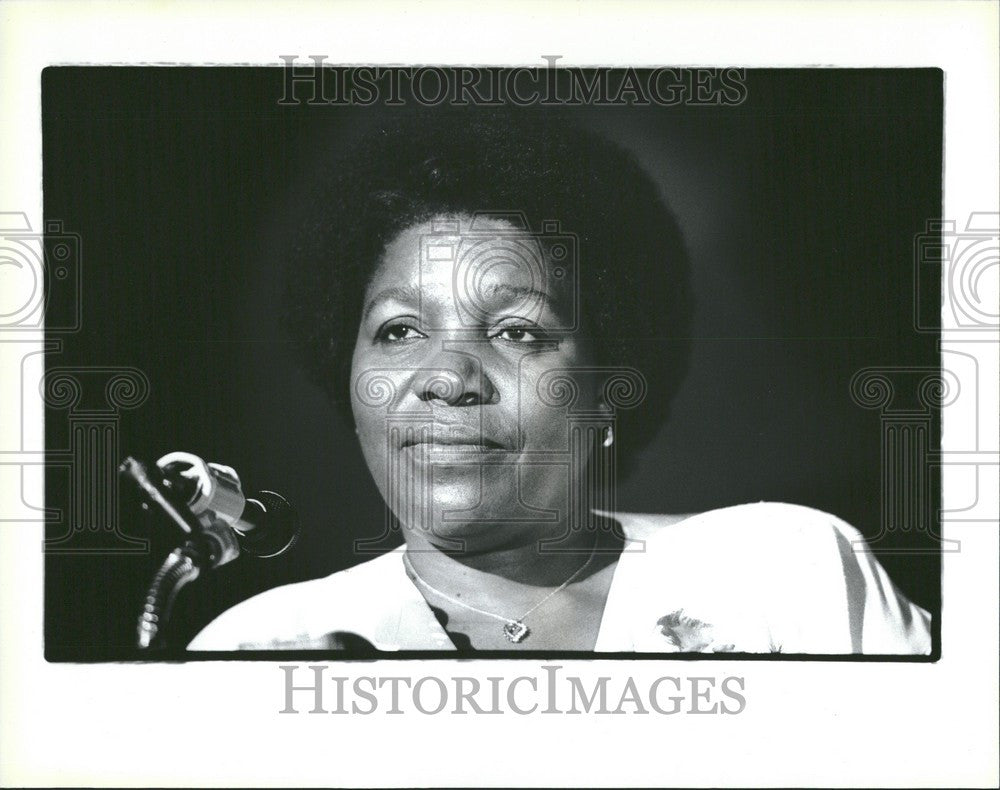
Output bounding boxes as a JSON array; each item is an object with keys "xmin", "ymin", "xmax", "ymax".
[
  {"xmin": 493, "ymin": 326, "xmax": 547, "ymax": 344},
  {"xmin": 378, "ymin": 323, "xmax": 426, "ymax": 342}
]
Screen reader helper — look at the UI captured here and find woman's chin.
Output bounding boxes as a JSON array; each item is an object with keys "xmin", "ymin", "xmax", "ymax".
[
  {"xmin": 428, "ymin": 484, "xmax": 505, "ymax": 523},
  {"xmin": 397, "ymin": 463, "xmax": 524, "ymax": 512}
]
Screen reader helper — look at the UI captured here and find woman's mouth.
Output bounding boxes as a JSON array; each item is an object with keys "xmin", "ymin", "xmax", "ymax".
[
  {"xmin": 400, "ymin": 426, "xmax": 507, "ymax": 450},
  {"xmin": 398, "ymin": 427, "xmax": 514, "ymax": 461}
]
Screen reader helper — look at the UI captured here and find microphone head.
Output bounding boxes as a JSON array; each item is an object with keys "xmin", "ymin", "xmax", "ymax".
[{"xmin": 235, "ymin": 490, "xmax": 299, "ymax": 558}]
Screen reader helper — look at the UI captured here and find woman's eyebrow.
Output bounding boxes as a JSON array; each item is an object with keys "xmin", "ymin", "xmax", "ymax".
[
  {"xmin": 483, "ymin": 283, "xmax": 552, "ymax": 305},
  {"xmin": 363, "ymin": 285, "xmax": 423, "ymax": 319},
  {"xmin": 362, "ymin": 283, "xmax": 555, "ymax": 319}
]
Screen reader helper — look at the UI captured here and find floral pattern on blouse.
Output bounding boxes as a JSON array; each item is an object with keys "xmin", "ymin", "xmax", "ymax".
[
  {"xmin": 655, "ymin": 609, "xmax": 785, "ymax": 653},
  {"xmin": 656, "ymin": 609, "xmax": 739, "ymax": 652}
]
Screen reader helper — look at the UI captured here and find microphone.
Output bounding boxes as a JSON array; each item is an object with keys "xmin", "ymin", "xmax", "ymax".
[
  {"xmin": 155, "ymin": 451, "xmax": 299, "ymax": 558},
  {"xmin": 120, "ymin": 452, "xmax": 299, "ymax": 649}
]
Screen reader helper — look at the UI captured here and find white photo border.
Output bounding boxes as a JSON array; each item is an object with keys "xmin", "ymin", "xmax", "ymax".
[{"xmin": 1, "ymin": 1, "xmax": 997, "ymax": 787}]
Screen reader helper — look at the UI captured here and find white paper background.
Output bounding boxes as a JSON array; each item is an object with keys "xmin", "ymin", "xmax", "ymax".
[{"xmin": 1, "ymin": 1, "xmax": 997, "ymax": 786}]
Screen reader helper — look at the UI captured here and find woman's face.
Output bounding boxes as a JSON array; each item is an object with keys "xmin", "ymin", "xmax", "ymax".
[{"xmin": 350, "ymin": 215, "xmax": 605, "ymax": 553}]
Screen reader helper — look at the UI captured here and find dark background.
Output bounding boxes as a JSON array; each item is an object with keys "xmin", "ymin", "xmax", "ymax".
[{"xmin": 42, "ymin": 68, "xmax": 942, "ymax": 658}]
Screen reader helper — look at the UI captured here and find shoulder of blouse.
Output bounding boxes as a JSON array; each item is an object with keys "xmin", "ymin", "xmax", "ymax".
[
  {"xmin": 604, "ymin": 501, "xmax": 932, "ymax": 655},
  {"xmin": 187, "ymin": 548, "xmax": 408, "ymax": 650},
  {"xmin": 609, "ymin": 500, "xmax": 856, "ymax": 542}
]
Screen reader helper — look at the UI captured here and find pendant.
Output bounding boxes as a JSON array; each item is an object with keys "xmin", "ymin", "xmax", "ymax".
[{"xmin": 503, "ymin": 620, "xmax": 530, "ymax": 643}]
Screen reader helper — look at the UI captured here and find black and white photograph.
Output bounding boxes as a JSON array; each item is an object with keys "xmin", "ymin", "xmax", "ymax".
[
  {"xmin": 42, "ymin": 66, "xmax": 942, "ymax": 659},
  {"xmin": 1, "ymin": 2, "xmax": 997, "ymax": 787}
]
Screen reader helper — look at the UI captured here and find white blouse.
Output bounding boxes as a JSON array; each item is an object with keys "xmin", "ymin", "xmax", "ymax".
[{"xmin": 188, "ymin": 501, "xmax": 932, "ymax": 654}]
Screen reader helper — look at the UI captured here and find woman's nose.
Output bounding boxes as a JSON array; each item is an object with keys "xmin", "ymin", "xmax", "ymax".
[{"xmin": 412, "ymin": 349, "xmax": 497, "ymax": 406}]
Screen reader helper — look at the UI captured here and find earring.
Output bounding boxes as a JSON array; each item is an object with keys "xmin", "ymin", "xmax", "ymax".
[{"xmin": 603, "ymin": 425, "xmax": 614, "ymax": 448}]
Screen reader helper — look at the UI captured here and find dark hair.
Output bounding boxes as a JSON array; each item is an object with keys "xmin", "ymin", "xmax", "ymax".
[{"xmin": 285, "ymin": 107, "xmax": 693, "ymax": 477}]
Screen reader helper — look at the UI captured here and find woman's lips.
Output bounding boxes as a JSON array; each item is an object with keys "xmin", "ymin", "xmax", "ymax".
[
  {"xmin": 398, "ymin": 426, "xmax": 510, "ymax": 451},
  {"xmin": 399, "ymin": 430, "xmax": 515, "ymax": 462},
  {"xmin": 407, "ymin": 443, "xmax": 506, "ymax": 451},
  {"xmin": 402, "ymin": 441, "xmax": 511, "ymax": 455}
]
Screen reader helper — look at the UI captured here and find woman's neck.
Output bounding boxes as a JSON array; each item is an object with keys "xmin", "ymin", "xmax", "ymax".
[{"xmin": 401, "ymin": 516, "xmax": 620, "ymax": 594}]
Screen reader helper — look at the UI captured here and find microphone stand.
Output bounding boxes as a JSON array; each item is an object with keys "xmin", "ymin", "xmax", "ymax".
[{"xmin": 119, "ymin": 457, "xmax": 240, "ymax": 650}]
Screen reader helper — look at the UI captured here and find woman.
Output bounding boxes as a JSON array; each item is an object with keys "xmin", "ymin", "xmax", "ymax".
[{"xmin": 189, "ymin": 109, "xmax": 931, "ymax": 654}]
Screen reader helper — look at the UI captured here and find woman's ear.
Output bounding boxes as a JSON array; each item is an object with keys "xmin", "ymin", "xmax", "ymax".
[{"xmin": 596, "ymin": 395, "xmax": 614, "ymax": 447}]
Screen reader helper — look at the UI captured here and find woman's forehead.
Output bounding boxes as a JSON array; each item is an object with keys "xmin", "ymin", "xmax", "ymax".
[{"xmin": 367, "ymin": 216, "xmax": 575, "ymax": 324}]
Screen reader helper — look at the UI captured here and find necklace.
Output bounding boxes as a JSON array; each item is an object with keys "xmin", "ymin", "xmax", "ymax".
[{"xmin": 403, "ymin": 539, "xmax": 598, "ymax": 644}]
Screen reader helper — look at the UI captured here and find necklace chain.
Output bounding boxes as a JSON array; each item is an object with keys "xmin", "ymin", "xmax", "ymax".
[{"xmin": 403, "ymin": 538, "xmax": 598, "ymax": 643}]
